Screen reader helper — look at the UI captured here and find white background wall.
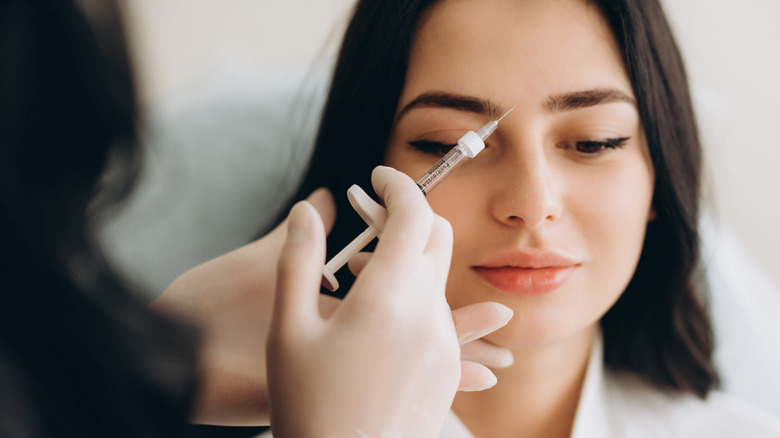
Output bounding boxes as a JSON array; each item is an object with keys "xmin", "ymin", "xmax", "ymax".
[{"xmin": 120, "ymin": 0, "xmax": 780, "ymax": 290}]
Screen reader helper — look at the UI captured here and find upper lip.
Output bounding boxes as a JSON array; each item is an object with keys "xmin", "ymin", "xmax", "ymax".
[{"xmin": 474, "ymin": 250, "xmax": 578, "ymax": 269}]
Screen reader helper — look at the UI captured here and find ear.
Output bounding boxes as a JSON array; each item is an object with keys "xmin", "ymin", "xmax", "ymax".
[{"xmin": 648, "ymin": 206, "xmax": 658, "ymax": 222}]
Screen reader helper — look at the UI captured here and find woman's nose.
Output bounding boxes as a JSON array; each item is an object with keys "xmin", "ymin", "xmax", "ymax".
[{"xmin": 488, "ymin": 147, "xmax": 562, "ymax": 229}]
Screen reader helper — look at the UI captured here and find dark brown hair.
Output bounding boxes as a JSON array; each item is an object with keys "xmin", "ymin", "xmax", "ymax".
[
  {"xmin": 0, "ymin": 0, "xmax": 199, "ymax": 435},
  {"xmin": 293, "ymin": 0, "xmax": 718, "ymax": 397}
]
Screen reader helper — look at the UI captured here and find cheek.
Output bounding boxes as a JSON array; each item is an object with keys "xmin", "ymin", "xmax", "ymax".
[
  {"xmin": 570, "ymin": 156, "xmax": 654, "ymax": 293},
  {"xmin": 426, "ymin": 176, "xmax": 480, "ymax": 219},
  {"xmin": 384, "ymin": 146, "xmax": 420, "ymax": 176},
  {"xmin": 423, "ymin": 168, "xmax": 489, "ymax": 252},
  {"xmin": 425, "ymin": 179, "xmax": 490, "ymax": 311}
]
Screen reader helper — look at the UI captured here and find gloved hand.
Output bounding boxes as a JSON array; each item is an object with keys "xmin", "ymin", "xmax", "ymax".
[
  {"xmin": 348, "ymin": 254, "xmax": 514, "ymax": 390},
  {"xmin": 151, "ymin": 188, "xmax": 338, "ymax": 426},
  {"xmin": 153, "ymin": 169, "xmax": 512, "ymax": 428},
  {"xmin": 266, "ymin": 166, "xmax": 512, "ymax": 438}
]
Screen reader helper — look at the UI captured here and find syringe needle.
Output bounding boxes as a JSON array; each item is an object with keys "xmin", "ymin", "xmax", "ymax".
[{"xmin": 496, "ymin": 106, "xmax": 515, "ymax": 123}]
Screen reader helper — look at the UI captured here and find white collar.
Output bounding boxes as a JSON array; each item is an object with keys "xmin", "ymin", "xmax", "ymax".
[
  {"xmin": 569, "ymin": 331, "xmax": 613, "ymax": 438},
  {"xmin": 444, "ymin": 331, "xmax": 780, "ymax": 437},
  {"xmin": 444, "ymin": 331, "xmax": 611, "ymax": 438}
]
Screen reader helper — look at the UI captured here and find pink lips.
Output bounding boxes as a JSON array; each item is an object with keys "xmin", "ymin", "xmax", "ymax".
[{"xmin": 473, "ymin": 251, "xmax": 577, "ymax": 296}]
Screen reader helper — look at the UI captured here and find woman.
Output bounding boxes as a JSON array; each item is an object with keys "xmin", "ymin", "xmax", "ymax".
[{"xmin": 287, "ymin": 0, "xmax": 780, "ymax": 435}]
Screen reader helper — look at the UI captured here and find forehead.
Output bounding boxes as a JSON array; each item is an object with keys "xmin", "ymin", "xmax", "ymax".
[{"xmin": 401, "ymin": 0, "xmax": 632, "ymax": 111}]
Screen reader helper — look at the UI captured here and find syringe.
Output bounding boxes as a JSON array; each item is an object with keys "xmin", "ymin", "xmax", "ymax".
[{"xmin": 321, "ymin": 106, "xmax": 515, "ymax": 292}]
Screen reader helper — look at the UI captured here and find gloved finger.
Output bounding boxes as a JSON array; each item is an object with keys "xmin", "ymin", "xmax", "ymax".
[
  {"xmin": 345, "ymin": 166, "xmax": 440, "ymax": 307},
  {"xmin": 452, "ymin": 302, "xmax": 513, "ymax": 344},
  {"xmin": 369, "ymin": 166, "xmax": 434, "ymax": 267},
  {"xmin": 458, "ymin": 361, "xmax": 498, "ymax": 392},
  {"xmin": 318, "ymin": 294, "xmax": 341, "ymax": 319},
  {"xmin": 461, "ymin": 339, "xmax": 514, "ymax": 369},
  {"xmin": 347, "ymin": 252, "xmax": 373, "ymax": 277},
  {"xmin": 306, "ymin": 188, "xmax": 337, "ymax": 235},
  {"xmin": 423, "ymin": 214, "xmax": 454, "ymax": 282},
  {"xmin": 272, "ymin": 201, "xmax": 327, "ymax": 334}
]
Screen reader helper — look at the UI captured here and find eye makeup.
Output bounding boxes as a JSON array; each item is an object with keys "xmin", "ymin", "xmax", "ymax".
[
  {"xmin": 409, "ymin": 140, "xmax": 458, "ymax": 156},
  {"xmin": 557, "ymin": 136, "xmax": 630, "ymax": 156},
  {"xmin": 411, "ymin": 136, "xmax": 630, "ymax": 158}
]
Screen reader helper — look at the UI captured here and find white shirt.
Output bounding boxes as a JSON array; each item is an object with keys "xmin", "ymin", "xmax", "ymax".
[
  {"xmin": 442, "ymin": 334, "xmax": 780, "ymax": 437},
  {"xmin": 260, "ymin": 334, "xmax": 780, "ymax": 437}
]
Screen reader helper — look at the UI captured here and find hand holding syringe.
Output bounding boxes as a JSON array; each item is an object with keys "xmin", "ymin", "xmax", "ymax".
[{"xmin": 322, "ymin": 107, "xmax": 515, "ymax": 291}]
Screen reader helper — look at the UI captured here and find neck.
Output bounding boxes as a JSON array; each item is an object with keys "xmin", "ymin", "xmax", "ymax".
[{"xmin": 452, "ymin": 326, "xmax": 596, "ymax": 438}]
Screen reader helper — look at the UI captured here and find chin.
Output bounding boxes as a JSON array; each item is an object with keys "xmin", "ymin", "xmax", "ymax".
[{"xmin": 484, "ymin": 318, "xmax": 570, "ymax": 350}]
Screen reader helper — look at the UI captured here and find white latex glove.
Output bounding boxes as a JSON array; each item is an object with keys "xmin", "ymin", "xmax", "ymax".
[
  {"xmin": 348, "ymin": 253, "xmax": 514, "ymax": 390},
  {"xmin": 152, "ymin": 188, "xmax": 338, "ymax": 426},
  {"xmin": 154, "ymin": 170, "xmax": 511, "ymax": 427},
  {"xmin": 267, "ymin": 166, "xmax": 510, "ymax": 438}
]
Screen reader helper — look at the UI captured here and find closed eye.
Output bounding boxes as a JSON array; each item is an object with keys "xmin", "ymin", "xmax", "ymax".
[
  {"xmin": 408, "ymin": 140, "xmax": 457, "ymax": 156},
  {"xmin": 557, "ymin": 137, "xmax": 630, "ymax": 155}
]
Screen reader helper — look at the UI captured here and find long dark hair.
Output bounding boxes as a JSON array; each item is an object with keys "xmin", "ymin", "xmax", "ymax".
[
  {"xmin": 293, "ymin": 0, "xmax": 718, "ymax": 397},
  {"xmin": 0, "ymin": 0, "xmax": 199, "ymax": 436}
]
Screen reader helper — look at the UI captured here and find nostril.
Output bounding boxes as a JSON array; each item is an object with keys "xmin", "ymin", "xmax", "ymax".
[{"xmin": 504, "ymin": 213, "xmax": 557, "ymax": 228}]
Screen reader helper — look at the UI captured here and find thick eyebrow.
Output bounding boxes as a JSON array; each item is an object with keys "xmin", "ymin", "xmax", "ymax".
[
  {"xmin": 546, "ymin": 88, "xmax": 635, "ymax": 112},
  {"xmin": 396, "ymin": 88, "xmax": 635, "ymax": 121},
  {"xmin": 396, "ymin": 92, "xmax": 505, "ymax": 122}
]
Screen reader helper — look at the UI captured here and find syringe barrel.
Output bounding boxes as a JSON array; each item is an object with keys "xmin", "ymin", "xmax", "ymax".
[{"xmin": 415, "ymin": 145, "xmax": 469, "ymax": 195}]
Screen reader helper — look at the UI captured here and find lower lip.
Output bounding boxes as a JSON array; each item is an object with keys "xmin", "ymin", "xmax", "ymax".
[{"xmin": 474, "ymin": 266, "xmax": 576, "ymax": 296}]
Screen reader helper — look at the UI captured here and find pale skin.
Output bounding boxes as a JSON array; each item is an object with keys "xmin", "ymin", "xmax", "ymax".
[{"xmin": 383, "ymin": 0, "xmax": 655, "ymax": 437}]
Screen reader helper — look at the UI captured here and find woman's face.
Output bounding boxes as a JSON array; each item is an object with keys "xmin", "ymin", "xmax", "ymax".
[{"xmin": 384, "ymin": 0, "xmax": 655, "ymax": 348}]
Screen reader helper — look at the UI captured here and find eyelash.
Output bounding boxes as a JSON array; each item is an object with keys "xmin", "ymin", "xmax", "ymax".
[
  {"xmin": 408, "ymin": 137, "xmax": 630, "ymax": 157},
  {"xmin": 558, "ymin": 137, "xmax": 630, "ymax": 155},
  {"xmin": 408, "ymin": 140, "xmax": 457, "ymax": 156}
]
